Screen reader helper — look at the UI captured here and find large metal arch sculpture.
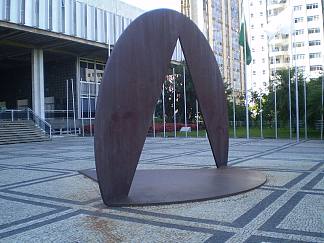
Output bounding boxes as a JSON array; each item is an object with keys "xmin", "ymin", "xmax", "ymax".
[{"xmin": 89, "ymin": 9, "xmax": 266, "ymax": 206}]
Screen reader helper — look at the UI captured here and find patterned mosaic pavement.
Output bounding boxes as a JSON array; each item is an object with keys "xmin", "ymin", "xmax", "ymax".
[{"xmin": 0, "ymin": 137, "xmax": 323, "ymax": 242}]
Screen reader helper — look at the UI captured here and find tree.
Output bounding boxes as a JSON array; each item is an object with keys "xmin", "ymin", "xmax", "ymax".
[
  {"xmin": 262, "ymin": 67, "xmax": 304, "ymax": 128},
  {"xmin": 306, "ymin": 76, "xmax": 323, "ymax": 127},
  {"xmin": 154, "ymin": 63, "xmax": 197, "ymax": 124}
]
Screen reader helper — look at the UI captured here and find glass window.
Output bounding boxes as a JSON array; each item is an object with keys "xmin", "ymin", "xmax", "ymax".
[
  {"xmin": 294, "ymin": 5, "xmax": 302, "ymax": 11},
  {"xmin": 310, "ymin": 65, "xmax": 323, "ymax": 71},
  {"xmin": 295, "ymin": 29, "xmax": 304, "ymax": 35},
  {"xmin": 293, "ymin": 42, "xmax": 304, "ymax": 47},
  {"xmin": 79, "ymin": 60, "xmax": 105, "ymax": 119},
  {"xmin": 309, "ymin": 40, "xmax": 321, "ymax": 46},
  {"xmin": 293, "ymin": 54, "xmax": 305, "ymax": 60},
  {"xmin": 294, "ymin": 17, "xmax": 303, "ymax": 23},
  {"xmin": 308, "ymin": 28, "xmax": 320, "ymax": 34},
  {"xmin": 309, "ymin": 52, "xmax": 321, "ymax": 58},
  {"xmin": 306, "ymin": 3, "xmax": 318, "ymax": 9}
]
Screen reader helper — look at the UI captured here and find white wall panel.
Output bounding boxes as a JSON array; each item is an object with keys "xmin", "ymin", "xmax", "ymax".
[
  {"xmin": 75, "ymin": 1, "xmax": 83, "ymax": 38},
  {"xmin": 96, "ymin": 9, "xmax": 104, "ymax": 43},
  {"xmin": 115, "ymin": 15, "xmax": 123, "ymax": 42},
  {"xmin": 10, "ymin": 0, "xmax": 19, "ymax": 23},
  {"xmin": 0, "ymin": 0, "xmax": 4, "ymax": 20},
  {"xmin": 107, "ymin": 12, "xmax": 115, "ymax": 44},
  {"xmin": 24, "ymin": 0, "xmax": 33, "ymax": 26},
  {"xmin": 86, "ymin": 5, "xmax": 95, "ymax": 40},
  {"xmin": 33, "ymin": 0, "xmax": 40, "ymax": 27},
  {"xmin": 0, "ymin": 0, "xmax": 151, "ymax": 60},
  {"xmin": 51, "ymin": 0, "xmax": 60, "ymax": 32},
  {"xmin": 102, "ymin": 10, "xmax": 108, "ymax": 43},
  {"xmin": 64, "ymin": 0, "xmax": 72, "ymax": 35},
  {"xmin": 38, "ymin": 0, "xmax": 46, "ymax": 29},
  {"xmin": 124, "ymin": 18, "xmax": 131, "ymax": 30}
]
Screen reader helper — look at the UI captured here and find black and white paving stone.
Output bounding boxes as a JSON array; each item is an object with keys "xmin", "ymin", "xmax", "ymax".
[{"xmin": 0, "ymin": 137, "xmax": 323, "ymax": 242}]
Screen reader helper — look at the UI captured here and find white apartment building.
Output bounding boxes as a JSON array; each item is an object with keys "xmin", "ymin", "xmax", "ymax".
[
  {"xmin": 245, "ymin": 0, "xmax": 269, "ymax": 92},
  {"xmin": 247, "ymin": 0, "xmax": 324, "ymax": 92}
]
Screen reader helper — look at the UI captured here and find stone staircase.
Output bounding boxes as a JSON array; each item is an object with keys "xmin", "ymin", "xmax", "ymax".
[{"xmin": 0, "ymin": 120, "xmax": 50, "ymax": 145}]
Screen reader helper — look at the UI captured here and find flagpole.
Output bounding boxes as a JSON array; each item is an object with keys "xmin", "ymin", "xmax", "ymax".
[
  {"xmin": 233, "ymin": 90, "xmax": 236, "ymax": 138},
  {"xmin": 196, "ymin": 100, "xmax": 199, "ymax": 138},
  {"xmin": 162, "ymin": 83, "xmax": 166, "ymax": 138},
  {"xmin": 274, "ymin": 83, "xmax": 278, "ymax": 139},
  {"xmin": 288, "ymin": 0, "xmax": 292, "ymax": 140},
  {"xmin": 260, "ymin": 92, "xmax": 263, "ymax": 138},
  {"xmin": 88, "ymin": 80, "xmax": 92, "ymax": 137},
  {"xmin": 321, "ymin": 73, "xmax": 323, "ymax": 140},
  {"xmin": 71, "ymin": 79, "xmax": 77, "ymax": 135},
  {"xmin": 66, "ymin": 79, "xmax": 69, "ymax": 134},
  {"xmin": 303, "ymin": 77, "xmax": 307, "ymax": 139},
  {"xmin": 292, "ymin": 19, "xmax": 300, "ymax": 142},
  {"xmin": 288, "ymin": 34, "xmax": 292, "ymax": 140},
  {"xmin": 152, "ymin": 112, "xmax": 155, "ymax": 138},
  {"xmin": 294, "ymin": 56, "xmax": 299, "ymax": 142},
  {"xmin": 173, "ymin": 68, "xmax": 176, "ymax": 138},
  {"xmin": 183, "ymin": 65, "xmax": 188, "ymax": 138},
  {"xmin": 243, "ymin": 18, "xmax": 249, "ymax": 139},
  {"xmin": 273, "ymin": 56, "xmax": 278, "ymax": 139},
  {"xmin": 80, "ymin": 80, "xmax": 84, "ymax": 137},
  {"xmin": 287, "ymin": 67, "xmax": 292, "ymax": 139}
]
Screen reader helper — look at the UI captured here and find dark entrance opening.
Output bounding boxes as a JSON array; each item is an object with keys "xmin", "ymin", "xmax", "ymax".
[{"xmin": 0, "ymin": 44, "xmax": 31, "ymax": 110}]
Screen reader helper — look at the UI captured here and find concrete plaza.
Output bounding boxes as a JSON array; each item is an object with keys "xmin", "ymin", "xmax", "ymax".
[{"xmin": 0, "ymin": 137, "xmax": 323, "ymax": 242}]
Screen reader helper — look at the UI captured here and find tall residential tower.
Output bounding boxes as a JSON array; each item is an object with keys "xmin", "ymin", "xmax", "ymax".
[{"xmin": 181, "ymin": 0, "xmax": 244, "ymax": 93}]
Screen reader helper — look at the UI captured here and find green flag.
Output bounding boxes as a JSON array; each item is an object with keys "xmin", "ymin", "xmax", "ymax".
[{"xmin": 239, "ymin": 18, "xmax": 252, "ymax": 65}]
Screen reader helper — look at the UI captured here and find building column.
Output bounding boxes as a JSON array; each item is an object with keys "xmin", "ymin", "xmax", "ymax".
[{"xmin": 32, "ymin": 49, "xmax": 45, "ymax": 119}]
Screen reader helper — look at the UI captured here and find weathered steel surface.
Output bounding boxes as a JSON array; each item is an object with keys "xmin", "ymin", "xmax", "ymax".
[
  {"xmin": 95, "ymin": 9, "xmax": 229, "ymax": 205},
  {"xmin": 80, "ymin": 168, "xmax": 266, "ymax": 206}
]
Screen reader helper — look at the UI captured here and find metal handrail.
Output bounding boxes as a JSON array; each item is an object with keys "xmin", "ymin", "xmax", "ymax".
[{"xmin": 26, "ymin": 108, "xmax": 52, "ymax": 138}]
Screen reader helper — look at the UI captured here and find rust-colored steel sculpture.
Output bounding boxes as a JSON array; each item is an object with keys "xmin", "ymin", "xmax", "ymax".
[{"xmin": 94, "ymin": 9, "xmax": 265, "ymax": 206}]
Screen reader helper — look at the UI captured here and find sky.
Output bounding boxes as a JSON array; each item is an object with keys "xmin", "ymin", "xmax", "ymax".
[{"xmin": 120, "ymin": 0, "xmax": 181, "ymax": 11}]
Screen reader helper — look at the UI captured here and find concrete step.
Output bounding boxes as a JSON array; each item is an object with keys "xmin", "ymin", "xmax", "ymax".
[
  {"xmin": 0, "ymin": 138, "xmax": 49, "ymax": 145},
  {"xmin": 0, "ymin": 134, "xmax": 48, "ymax": 139},
  {"xmin": 0, "ymin": 129, "xmax": 44, "ymax": 134},
  {"xmin": 0, "ymin": 120, "xmax": 50, "ymax": 145},
  {"xmin": 0, "ymin": 129, "xmax": 44, "ymax": 133}
]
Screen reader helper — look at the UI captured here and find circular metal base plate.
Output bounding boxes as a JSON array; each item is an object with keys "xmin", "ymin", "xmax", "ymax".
[{"xmin": 79, "ymin": 167, "xmax": 266, "ymax": 206}]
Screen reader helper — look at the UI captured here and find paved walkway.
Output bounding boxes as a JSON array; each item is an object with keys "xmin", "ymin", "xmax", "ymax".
[{"xmin": 0, "ymin": 137, "xmax": 323, "ymax": 242}]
